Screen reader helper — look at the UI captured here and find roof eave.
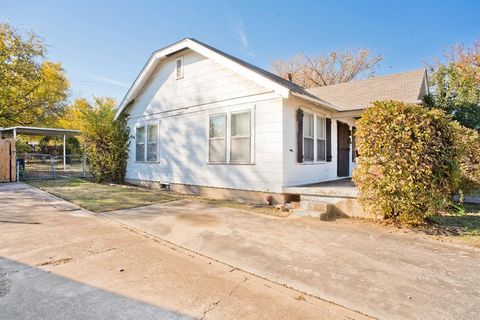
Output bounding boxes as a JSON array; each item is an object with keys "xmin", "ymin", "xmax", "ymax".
[
  {"xmin": 114, "ymin": 39, "xmax": 291, "ymax": 120},
  {"xmin": 290, "ymin": 92, "xmax": 343, "ymax": 112}
]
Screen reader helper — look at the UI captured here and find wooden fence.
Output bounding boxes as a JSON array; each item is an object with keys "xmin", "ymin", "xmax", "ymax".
[{"xmin": 0, "ymin": 139, "xmax": 16, "ymax": 182}]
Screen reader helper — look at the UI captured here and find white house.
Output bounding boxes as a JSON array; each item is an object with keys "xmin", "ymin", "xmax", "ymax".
[{"xmin": 115, "ymin": 38, "xmax": 428, "ymax": 205}]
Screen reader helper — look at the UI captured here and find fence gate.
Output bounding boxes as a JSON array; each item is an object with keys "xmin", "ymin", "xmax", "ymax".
[
  {"xmin": 0, "ymin": 139, "xmax": 16, "ymax": 182},
  {"xmin": 17, "ymin": 153, "xmax": 88, "ymax": 180}
]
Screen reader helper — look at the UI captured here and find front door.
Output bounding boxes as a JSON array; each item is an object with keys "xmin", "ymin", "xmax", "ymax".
[{"xmin": 337, "ymin": 122, "xmax": 350, "ymax": 177}]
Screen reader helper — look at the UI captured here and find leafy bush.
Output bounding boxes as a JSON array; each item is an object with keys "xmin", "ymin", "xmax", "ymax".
[
  {"xmin": 451, "ymin": 122, "xmax": 480, "ymax": 197},
  {"xmin": 37, "ymin": 136, "xmax": 81, "ymax": 155},
  {"xmin": 81, "ymin": 98, "xmax": 130, "ymax": 183},
  {"xmin": 15, "ymin": 137, "xmax": 32, "ymax": 153},
  {"xmin": 353, "ymin": 101, "xmax": 457, "ymax": 224}
]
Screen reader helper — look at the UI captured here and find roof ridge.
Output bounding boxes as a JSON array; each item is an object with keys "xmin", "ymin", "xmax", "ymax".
[{"xmin": 307, "ymin": 68, "xmax": 426, "ymax": 91}]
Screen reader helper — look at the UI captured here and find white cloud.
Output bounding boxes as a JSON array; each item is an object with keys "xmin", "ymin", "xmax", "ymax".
[
  {"xmin": 90, "ymin": 74, "xmax": 130, "ymax": 88},
  {"xmin": 236, "ymin": 20, "xmax": 249, "ymax": 48},
  {"xmin": 236, "ymin": 19, "xmax": 255, "ymax": 57}
]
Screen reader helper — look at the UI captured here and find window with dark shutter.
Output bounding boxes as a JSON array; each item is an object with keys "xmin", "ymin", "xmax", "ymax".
[{"xmin": 326, "ymin": 118, "xmax": 332, "ymax": 162}]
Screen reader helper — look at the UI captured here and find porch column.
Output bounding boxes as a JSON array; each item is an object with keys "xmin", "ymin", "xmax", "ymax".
[
  {"xmin": 13, "ymin": 128, "xmax": 16, "ymax": 140},
  {"xmin": 63, "ymin": 134, "xmax": 66, "ymax": 171}
]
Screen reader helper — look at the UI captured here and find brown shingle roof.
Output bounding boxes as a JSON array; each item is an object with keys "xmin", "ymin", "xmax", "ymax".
[{"xmin": 306, "ymin": 69, "xmax": 428, "ymax": 111}]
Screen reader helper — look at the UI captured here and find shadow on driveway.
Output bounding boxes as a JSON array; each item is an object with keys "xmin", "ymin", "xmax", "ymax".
[{"xmin": 0, "ymin": 258, "xmax": 190, "ymax": 320}]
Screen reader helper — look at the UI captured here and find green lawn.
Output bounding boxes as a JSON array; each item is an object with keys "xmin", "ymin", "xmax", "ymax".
[
  {"xmin": 428, "ymin": 204, "xmax": 480, "ymax": 247},
  {"xmin": 26, "ymin": 178, "xmax": 181, "ymax": 212},
  {"xmin": 25, "ymin": 178, "xmax": 288, "ymax": 217}
]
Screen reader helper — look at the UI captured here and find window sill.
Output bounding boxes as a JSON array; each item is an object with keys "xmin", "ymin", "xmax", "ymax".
[
  {"xmin": 300, "ymin": 161, "xmax": 329, "ymax": 165},
  {"xmin": 135, "ymin": 161, "xmax": 160, "ymax": 164},
  {"xmin": 207, "ymin": 162, "xmax": 256, "ymax": 165}
]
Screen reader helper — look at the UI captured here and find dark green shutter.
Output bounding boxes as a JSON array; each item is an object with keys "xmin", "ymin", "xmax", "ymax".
[
  {"xmin": 326, "ymin": 118, "xmax": 332, "ymax": 162},
  {"xmin": 352, "ymin": 126, "xmax": 356, "ymax": 162},
  {"xmin": 297, "ymin": 109, "xmax": 304, "ymax": 163}
]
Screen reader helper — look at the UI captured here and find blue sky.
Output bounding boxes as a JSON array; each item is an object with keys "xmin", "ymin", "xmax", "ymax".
[{"xmin": 2, "ymin": 0, "xmax": 479, "ymax": 102}]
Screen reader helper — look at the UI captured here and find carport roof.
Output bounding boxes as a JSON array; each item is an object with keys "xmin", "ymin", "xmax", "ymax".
[{"xmin": 0, "ymin": 126, "xmax": 80, "ymax": 137}]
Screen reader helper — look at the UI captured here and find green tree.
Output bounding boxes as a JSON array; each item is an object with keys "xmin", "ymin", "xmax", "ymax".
[
  {"xmin": 80, "ymin": 97, "xmax": 130, "ymax": 183},
  {"xmin": 427, "ymin": 37, "xmax": 480, "ymax": 130},
  {"xmin": 0, "ymin": 22, "xmax": 69, "ymax": 127}
]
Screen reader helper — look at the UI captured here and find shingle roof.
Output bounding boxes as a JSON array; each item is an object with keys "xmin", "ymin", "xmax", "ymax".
[{"xmin": 306, "ymin": 69, "xmax": 428, "ymax": 111}]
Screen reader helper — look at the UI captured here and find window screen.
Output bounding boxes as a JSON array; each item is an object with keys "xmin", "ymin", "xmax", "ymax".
[
  {"xmin": 136, "ymin": 126, "xmax": 145, "ymax": 162},
  {"xmin": 209, "ymin": 114, "xmax": 226, "ymax": 162},
  {"xmin": 303, "ymin": 113, "xmax": 314, "ymax": 162},
  {"xmin": 230, "ymin": 111, "xmax": 251, "ymax": 162},
  {"xmin": 316, "ymin": 117, "xmax": 326, "ymax": 161},
  {"xmin": 147, "ymin": 125, "xmax": 158, "ymax": 162}
]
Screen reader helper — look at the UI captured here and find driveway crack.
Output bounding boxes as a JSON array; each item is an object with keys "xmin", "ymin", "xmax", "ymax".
[{"xmin": 200, "ymin": 277, "xmax": 247, "ymax": 320}]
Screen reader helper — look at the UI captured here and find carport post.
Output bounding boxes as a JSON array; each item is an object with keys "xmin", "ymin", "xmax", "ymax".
[{"xmin": 63, "ymin": 134, "xmax": 66, "ymax": 171}]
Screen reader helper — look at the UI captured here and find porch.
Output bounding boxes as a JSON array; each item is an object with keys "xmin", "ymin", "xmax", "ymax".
[{"xmin": 283, "ymin": 178, "xmax": 358, "ymax": 198}]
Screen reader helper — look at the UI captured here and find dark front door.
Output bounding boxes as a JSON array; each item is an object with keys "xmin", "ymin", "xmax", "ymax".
[{"xmin": 337, "ymin": 122, "xmax": 350, "ymax": 177}]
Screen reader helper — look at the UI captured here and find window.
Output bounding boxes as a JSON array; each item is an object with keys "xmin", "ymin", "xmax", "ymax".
[
  {"xmin": 136, "ymin": 124, "xmax": 159, "ymax": 162},
  {"xmin": 176, "ymin": 57, "xmax": 183, "ymax": 79},
  {"xmin": 303, "ymin": 113, "xmax": 314, "ymax": 162},
  {"xmin": 231, "ymin": 111, "xmax": 251, "ymax": 163},
  {"xmin": 135, "ymin": 126, "xmax": 145, "ymax": 162},
  {"xmin": 147, "ymin": 125, "xmax": 158, "ymax": 162},
  {"xmin": 209, "ymin": 114, "xmax": 226, "ymax": 162},
  {"xmin": 316, "ymin": 117, "xmax": 326, "ymax": 161},
  {"xmin": 208, "ymin": 109, "xmax": 253, "ymax": 164},
  {"xmin": 301, "ymin": 111, "xmax": 327, "ymax": 163}
]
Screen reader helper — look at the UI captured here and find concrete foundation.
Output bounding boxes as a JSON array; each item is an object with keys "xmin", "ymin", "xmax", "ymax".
[{"xmin": 125, "ymin": 179, "xmax": 285, "ymax": 205}]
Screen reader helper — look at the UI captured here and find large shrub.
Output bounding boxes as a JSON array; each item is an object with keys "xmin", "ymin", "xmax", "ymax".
[
  {"xmin": 81, "ymin": 98, "xmax": 130, "ymax": 183},
  {"xmin": 451, "ymin": 122, "xmax": 480, "ymax": 197},
  {"xmin": 353, "ymin": 101, "xmax": 457, "ymax": 224}
]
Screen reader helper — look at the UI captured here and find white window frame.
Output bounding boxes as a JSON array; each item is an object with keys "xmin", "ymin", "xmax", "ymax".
[
  {"xmin": 146, "ymin": 124, "xmax": 159, "ymax": 162},
  {"xmin": 135, "ymin": 121, "xmax": 160, "ymax": 163},
  {"xmin": 316, "ymin": 116, "xmax": 327, "ymax": 162},
  {"xmin": 208, "ymin": 113, "xmax": 227, "ymax": 163},
  {"xmin": 303, "ymin": 112, "xmax": 314, "ymax": 162},
  {"xmin": 175, "ymin": 56, "xmax": 184, "ymax": 79},
  {"xmin": 207, "ymin": 107, "xmax": 255, "ymax": 165},
  {"xmin": 230, "ymin": 110, "xmax": 252, "ymax": 164},
  {"xmin": 302, "ymin": 110, "xmax": 327, "ymax": 164},
  {"xmin": 135, "ymin": 126, "xmax": 146, "ymax": 162}
]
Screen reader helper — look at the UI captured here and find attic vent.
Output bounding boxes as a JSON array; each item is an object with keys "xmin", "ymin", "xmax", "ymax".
[{"xmin": 176, "ymin": 56, "xmax": 184, "ymax": 79}]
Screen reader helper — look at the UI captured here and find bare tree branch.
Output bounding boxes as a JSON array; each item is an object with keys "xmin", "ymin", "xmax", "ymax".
[{"xmin": 272, "ymin": 48, "xmax": 383, "ymax": 88}]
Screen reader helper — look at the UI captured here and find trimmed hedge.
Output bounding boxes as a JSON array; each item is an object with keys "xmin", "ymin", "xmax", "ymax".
[{"xmin": 353, "ymin": 101, "xmax": 457, "ymax": 224}]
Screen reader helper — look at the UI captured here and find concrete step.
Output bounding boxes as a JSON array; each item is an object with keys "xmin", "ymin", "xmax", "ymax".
[{"xmin": 293, "ymin": 199, "xmax": 335, "ymax": 220}]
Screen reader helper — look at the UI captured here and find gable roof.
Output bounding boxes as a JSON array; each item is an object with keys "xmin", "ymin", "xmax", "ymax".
[
  {"xmin": 306, "ymin": 69, "xmax": 428, "ymax": 111},
  {"xmin": 115, "ymin": 38, "xmax": 337, "ymax": 119}
]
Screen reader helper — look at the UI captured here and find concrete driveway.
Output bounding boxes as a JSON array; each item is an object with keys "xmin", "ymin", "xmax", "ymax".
[
  {"xmin": 0, "ymin": 183, "xmax": 368, "ymax": 320},
  {"xmin": 105, "ymin": 200, "xmax": 480, "ymax": 320}
]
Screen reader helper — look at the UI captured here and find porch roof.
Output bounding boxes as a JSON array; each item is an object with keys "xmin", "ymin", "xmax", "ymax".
[{"xmin": 0, "ymin": 126, "xmax": 80, "ymax": 137}]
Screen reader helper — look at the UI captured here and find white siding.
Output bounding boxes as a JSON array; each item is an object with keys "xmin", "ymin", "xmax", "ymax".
[
  {"xmin": 128, "ymin": 49, "xmax": 269, "ymax": 118},
  {"xmin": 282, "ymin": 97, "xmax": 357, "ymax": 187},
  {"xmin": 125, "ymin": 50, "xmax": 284, "ymax": 193}
]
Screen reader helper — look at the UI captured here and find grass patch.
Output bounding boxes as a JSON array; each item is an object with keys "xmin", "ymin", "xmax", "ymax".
[
  {"xmin": 24, "ymin": 178, "xmax": 287, "ymax": 217},
  {"xmin": 25, "ymin": 178, "xmax": 181, "ymax": 212},
  {"xmin": 425, "ymin": 204, "xmax": 480, "ymax": 247}
]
